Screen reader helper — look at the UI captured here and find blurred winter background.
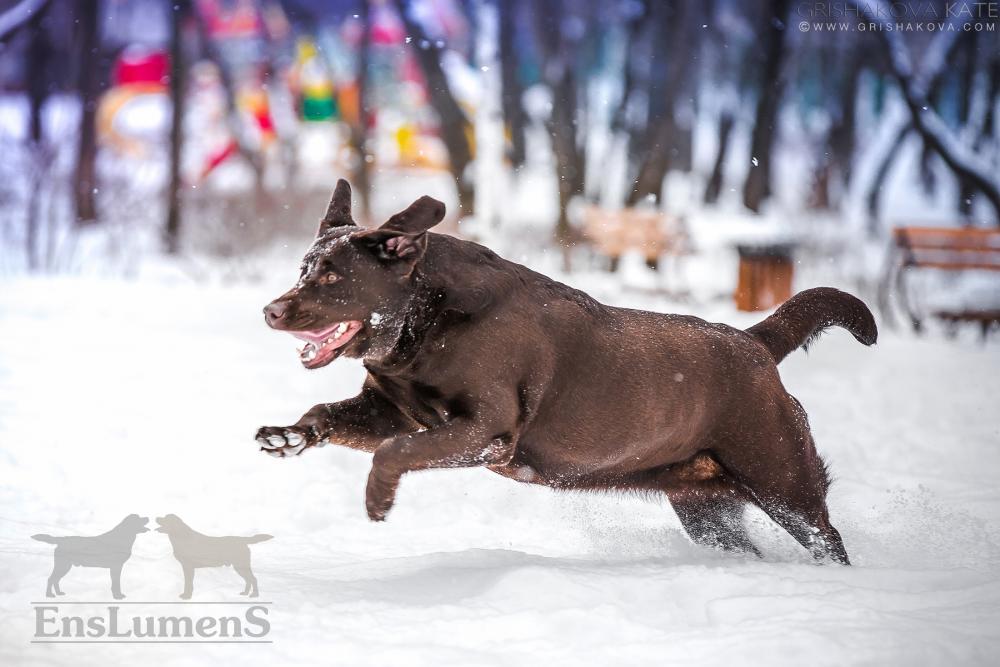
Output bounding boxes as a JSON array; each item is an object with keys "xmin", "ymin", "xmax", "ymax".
[{"xmin": 1, "ymin": 0, "xmax": 999, "ymax": 665}]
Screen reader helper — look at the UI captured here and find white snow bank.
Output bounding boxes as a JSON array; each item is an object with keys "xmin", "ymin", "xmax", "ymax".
[{"xmin": 0, "ymin": 272, "xmax": 998, "ymax": 665}]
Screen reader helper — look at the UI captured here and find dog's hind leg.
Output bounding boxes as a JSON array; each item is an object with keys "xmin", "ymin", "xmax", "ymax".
[
  {"xmin": 234, "ymin": 564, "xmax": 258, "ymax": 598},
  {"xmin": 47, "ymin": 558, "xmax": 71, "ymax": 597},
  {"xmin": 658, "ymin": 458, "xmax": 762, "ymax": 557},
  {"xmin": 110, "ymin": 563, "xmax": 125, "ymax": 600},
  {"xmin": 667, "ymin": 485, "xmax": 761, "ymax": 557},
  {"xmin": 713, "ymin": 398, "xmax": 850, "ymax": 565}
]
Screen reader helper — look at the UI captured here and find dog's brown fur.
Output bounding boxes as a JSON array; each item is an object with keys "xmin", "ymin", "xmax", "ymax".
[{"xmin": 256, "ymin": 180, "xmax": 877, "ymax": 564}]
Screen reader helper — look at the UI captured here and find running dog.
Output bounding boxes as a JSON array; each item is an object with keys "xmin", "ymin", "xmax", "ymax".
[
  {"xmin": 256, "ymin": 180, "xmax": 877, "ymax": 564},
  {"xmin": 32, "ymin": 514, "xmax": 149, "ymax": 599}
]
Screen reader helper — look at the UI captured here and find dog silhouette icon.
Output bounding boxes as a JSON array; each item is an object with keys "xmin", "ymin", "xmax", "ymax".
[
  {"xmin": 31, "ymin": 514, "xmax": 150, "ymax": 599},
  {"xmin": 155, "ymin": 514, "xmax": 272, "ymax": 599}
]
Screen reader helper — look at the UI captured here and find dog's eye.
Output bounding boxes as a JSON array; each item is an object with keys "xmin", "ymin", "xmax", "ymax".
[{"xmin": 318, "ymin": 272, "xmax": 340, "ymax": 285}]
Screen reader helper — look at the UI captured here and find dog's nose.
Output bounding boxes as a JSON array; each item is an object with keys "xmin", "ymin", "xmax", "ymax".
[{"xmin": 263, "ymin": 300, "xmax": 290, "ymax": 327}]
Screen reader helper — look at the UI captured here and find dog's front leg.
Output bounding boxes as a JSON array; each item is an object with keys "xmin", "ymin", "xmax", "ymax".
[
  {"xmin": 256, "ymin": 385, "xmax": 415, "ymax": 458},
  {"xmin": 110, "ymin": 563, "xmax": 125, "ymax": 600},
  {"xmin": 365, "ymin": 417, "xmax": 516, "ymax": 521}
]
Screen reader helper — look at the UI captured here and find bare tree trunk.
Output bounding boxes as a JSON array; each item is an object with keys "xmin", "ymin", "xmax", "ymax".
[
  {"xmin": 611, "ymin": 4, "xmax": 646, "ymax": 135},
  {"xmin": 704, "ymin": 112, "xmax": 734, "ymax": 205},
  {"xmin": 624, "ymin": 2, "xmax": 670, "ymax": 206},
  {"xmin": 866, "ymin": 122, "xmax": 910, "ymax": 231},
  {"xmin": 531, "ymin": 0, "xmax": 586, "ymax": 240},
  {"xmin": 498, "ymin": 0, "xmax": 526, "ymax": 170},
  {"xmin": 829, "ymin": 53, "xmax": 863, "ymax": 188},
  {"xmin": 165, "ymin": 0, "xmax": 190, "ymax": 254},
  {"xmin": 742, "ymin": 0, "xmax": 791, "ymax": 214},
  {"xmin": 627, "ymin": 0, "xmax": 696, "ymax": 206},
  {"xmin": 393, "ymin": 0, "xmax": 475, "ymax": 216},
  {"xmin": 26, "ymin": 6, "xmax": 48, "ymax": 144},
  {"xmin": 24, "ymin": 2, "xmax": 51, "ymax": 269},
  {"xmin": 351, "ymin": 0, "xmax": 372, "ymax": 220},
  {"xmin": 547, "ymin": 68, "xmax": 582, "ymax": 238},
  {"xmin": 73, "ymin": 0, "xmax": 100, "ymax": 225},
  {"xmin": 958, "ymin": 45, "xmax": 998, "ymax": 222},
  {"xmin": 809, "ymin": 52, "xmax": 863, "ymax": 211}
]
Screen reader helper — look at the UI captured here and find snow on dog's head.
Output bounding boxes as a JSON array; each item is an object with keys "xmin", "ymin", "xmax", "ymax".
[{"xmin": 262, "ymin": 179, "xmax": 446, "ymax": 370}]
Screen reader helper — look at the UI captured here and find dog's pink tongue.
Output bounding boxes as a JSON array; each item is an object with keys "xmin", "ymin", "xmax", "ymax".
[
  {"xmin": 292, "ymin": 321, "xmax": 361, "ymax": 366},
  {"xmin": 293, "ymin": 324, "xmax": 341, "ymax": 362},
  {"xmin": 292, "ymin": 323, "xmax": 341, "ymax": 344}
]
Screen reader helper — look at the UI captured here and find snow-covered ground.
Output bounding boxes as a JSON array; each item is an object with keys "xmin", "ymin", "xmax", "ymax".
[{"xmin": 1, "ymin": 260, "xmax": 998, "ymax": 666}]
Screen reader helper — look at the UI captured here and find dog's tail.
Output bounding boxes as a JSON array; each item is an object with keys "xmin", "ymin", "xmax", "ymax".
[
  {"xmin": 746, "ymin": 287, "xmax": 877, "ymax": 364},
  {"xmin": 244, "ymin": 534, "xmax": 273, "ymax": 544},
  {"xmin": 31, "ymin": 534, "xmax": 61, "ymax": 544}
]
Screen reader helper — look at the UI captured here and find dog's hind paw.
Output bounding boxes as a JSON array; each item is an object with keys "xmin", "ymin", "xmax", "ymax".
[{"xmin": 255, "ymin": 426, "xmax": 311, "ymax": 458}]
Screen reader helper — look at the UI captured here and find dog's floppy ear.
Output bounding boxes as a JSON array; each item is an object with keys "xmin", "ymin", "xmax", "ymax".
[
  {"xmin": 317, "ymin": 179, "xmax": 356, "ymax": 235},
  {"xmin": 380, "ymin": 195, "xmax": 446, "ymax": 235},
  {"xmin": 352, "ymin": 195, "xmax": 445, "ymax": 272},
  {"xmin": 353, "ymin": 229, "xmax": 428, "ymax": 271}
]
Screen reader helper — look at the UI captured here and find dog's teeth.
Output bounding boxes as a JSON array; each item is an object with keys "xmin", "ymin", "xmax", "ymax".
[
  {"xmin": 300, "ymin": 343, "xmax": 318, "ymax": 362},
  {"xmin": 336, "ymin": 322, "xmax": 348, "ymax": 334}
]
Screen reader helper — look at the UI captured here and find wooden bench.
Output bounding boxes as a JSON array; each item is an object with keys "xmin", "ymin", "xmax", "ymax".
[
  {"xmin": 581, "ymin": 206, "xmax": 689, "ymax": 272},
  {"xmin": 878, "ymin": 226, "xmax": 1000, "ymax": 334}
]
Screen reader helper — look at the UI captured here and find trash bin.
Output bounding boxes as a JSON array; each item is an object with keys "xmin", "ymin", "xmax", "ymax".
[{"xmin": 734, "ymin": 242, "xmax": 795, "ymax": 312}]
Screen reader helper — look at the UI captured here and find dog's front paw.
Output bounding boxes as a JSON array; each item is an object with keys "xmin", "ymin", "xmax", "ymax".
[
  {"xmin": 365, "ymin": 470, "xmax": 399, "ymax": 522},
  {"xmin": 255, "ymin": 426, "xmax": 314, "ymax": 458}
]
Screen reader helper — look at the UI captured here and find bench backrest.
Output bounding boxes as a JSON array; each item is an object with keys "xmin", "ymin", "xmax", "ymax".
[
  {"xmin": 581, "ymin": 206, "xmax": 687, "ymax": 258},
  {"xmin": 892, "ymin": 226, "xmax": 1000, "ymax": 271}
]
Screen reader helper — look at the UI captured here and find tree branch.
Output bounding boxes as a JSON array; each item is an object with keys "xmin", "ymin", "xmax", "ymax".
[
  {"xmin": 0, "ymin": 0, "xmax": 48, "ymax": 43},
  {"xmin": 851, "ymin": 1, "xmax": 1000, "ymax": 223}
]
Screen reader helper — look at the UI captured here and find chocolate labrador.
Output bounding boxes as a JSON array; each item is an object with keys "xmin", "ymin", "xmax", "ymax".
[{"xmin": 256, "ymin": 180, "xmax": 877, "ymax": 564}]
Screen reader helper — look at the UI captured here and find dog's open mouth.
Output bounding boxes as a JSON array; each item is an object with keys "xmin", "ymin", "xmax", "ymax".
[{"xmin": 292, "ymin": 321, "xmax": 364, "ymax": 369}]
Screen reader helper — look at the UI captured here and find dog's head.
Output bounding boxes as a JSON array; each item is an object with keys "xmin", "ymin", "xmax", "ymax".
[
  {"xmin": 120, "ymin": 514, "xmax": 150, "ymax": 535},
  {"xmin": 155, "ymin": 514, "xmax": 187, "ymax": 535},
  {"xmin": 263, "ymin": 179, "xmax": 446, "ymax": 369}
]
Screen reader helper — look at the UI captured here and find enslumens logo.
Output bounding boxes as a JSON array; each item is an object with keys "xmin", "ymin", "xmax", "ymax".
[{"xmin": 29, "ymin": 514, "xmax": 273, "ymax": 644}]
